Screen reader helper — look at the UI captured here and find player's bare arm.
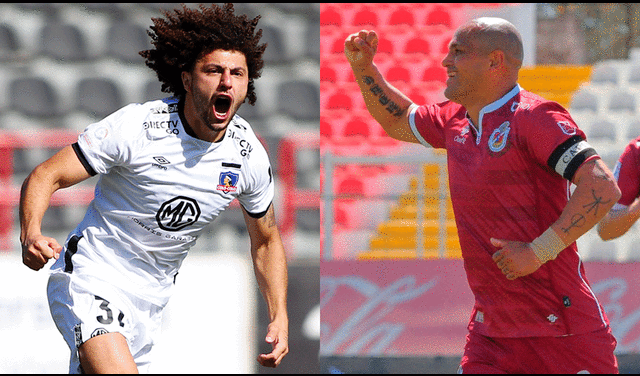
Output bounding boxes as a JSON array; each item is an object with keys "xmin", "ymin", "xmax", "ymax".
[
  {"xmin": 596, "ymin": 197, "xmax": 640, "ymax": 240},
  {"xmin": 242, "ymin": 204, "xmax": 289, "ymax": 368},
  {"xmin": 492, "ymin": 158, "xmax": 620, "ymax": 280},
  {"xmin": 20, "ymin": 145, "xmax": 92, "ymax": 271},
  {"xmin": 344, "ymin": 30, "xmax": 419, "ymax": 143}
]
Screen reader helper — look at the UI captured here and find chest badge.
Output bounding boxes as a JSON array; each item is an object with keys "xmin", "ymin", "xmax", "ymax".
[
  {"xmin": 217, "ymin": 171, "xmax": 239, "ymax": 193},
  {"xmin": 488, "ymin": 121, "xmax": 510, "ymax": 153}
]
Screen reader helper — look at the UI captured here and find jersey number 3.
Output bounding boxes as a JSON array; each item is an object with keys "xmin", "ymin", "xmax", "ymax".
[{"xmin": 95, "ymin": 296, "xmax": 125, "ymax": 327}]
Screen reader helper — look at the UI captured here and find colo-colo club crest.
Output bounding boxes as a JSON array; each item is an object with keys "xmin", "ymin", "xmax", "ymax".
[{"xmin": 217, "ymin": 171, "xmax": 239, "ymax": 193}]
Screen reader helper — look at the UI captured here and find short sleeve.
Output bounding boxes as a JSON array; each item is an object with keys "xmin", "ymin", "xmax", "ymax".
[
  {"xmin": 522, "ymin": 102, "xmax": 597, "ymax": 181},
  {"xmin": 237, "ymin": 150, "xmax": 275, "ymax": 217},
  {"xmin": 409, "ymin": 103, "xmax": 448, "ymax": 149},
  {"xmin": 76, "ymin": 104, "xmax": 144, "ymax": 175},
  {"xmin": 614, "ymin": 138, "xmax": 640, "ymax": 206}
]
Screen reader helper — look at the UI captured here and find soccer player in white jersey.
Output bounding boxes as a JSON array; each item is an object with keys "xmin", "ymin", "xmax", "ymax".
[{"xmin": 20, "ymin": 4, "xmax": 288, "ymax": 373}]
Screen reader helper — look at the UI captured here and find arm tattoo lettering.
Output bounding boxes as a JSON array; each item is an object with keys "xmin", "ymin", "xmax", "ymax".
[{"xmin": 362, "ymin": 75, "xmax": 407, "ymax": 117}]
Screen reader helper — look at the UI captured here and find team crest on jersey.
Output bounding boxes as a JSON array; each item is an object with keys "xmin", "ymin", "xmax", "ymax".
[
  {"xmin": 556, "ymin": 121, "xmax": 576, "ymax": 136},
  {"xmin": 488, "ymin": 121, "xmax": 510, "ymax": 153},
  {"xmin": 217, "ymin": 171, "xmax": 239, "ymax": 193}
]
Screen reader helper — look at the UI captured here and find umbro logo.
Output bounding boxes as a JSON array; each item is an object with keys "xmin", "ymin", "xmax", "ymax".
[{"xmin": 152, "ymin": 156, "xmax": 170, "ymax": 170}]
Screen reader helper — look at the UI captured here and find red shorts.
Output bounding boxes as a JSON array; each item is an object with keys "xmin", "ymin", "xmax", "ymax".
[{"xmin": 458, "ymin": 326, "xmax": 618, "ymax": 374}]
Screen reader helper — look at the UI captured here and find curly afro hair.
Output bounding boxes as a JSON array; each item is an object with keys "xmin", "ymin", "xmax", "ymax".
[{"xmin": 140, "ymin": 3, "xmax": 267, "ymax": 105}]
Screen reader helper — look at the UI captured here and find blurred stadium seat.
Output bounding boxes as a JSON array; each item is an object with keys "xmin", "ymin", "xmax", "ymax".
[
  {"xmin": 425, "ymin": 7, "xmax": 452, "ymax": 28},
  {"xmin": 320, "ymin": 5, "xmax": 342, "ymax": 27},
  {"xmin": 278, "ymin": 80, "xmax": 320, "ymax": 121},
  {"xmin": 260, "ymin": 24, "xmax": 287, "ymax": 64},
  {"xmin": 39, "ymin": 23, "xmax": 88, "ymax": 61},
  {"xmin": 9, "ymin": 76, "xmax": 60, "ymax": 118},
  {"xmin": 0, "ymin": 24, "xmax": 19, "ymax": 61},
  {"xmin": 107, "ymin": 21, "xmax": 151, "ymax": 63},
  {"xmin": 352, "ymin": 8, "xmax": 379, "ymax": 28},
  {"xmin": 590, "ymin": 63, "xmax": 621, "ymax": 86},
  {"xmin": 570, "ymin": 86, "xmax": 601, "ymax": 113},
  {"xmin": 607, "ymin": 87, "xmax": 639, "ymax": 113},
  {"xmin": 76, "ymin": 77, "xmax": 124, "ymax": 118}
]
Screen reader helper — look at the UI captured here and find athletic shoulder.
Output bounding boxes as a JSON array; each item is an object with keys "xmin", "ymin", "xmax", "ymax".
[{"xmin": 227, "ymin": 114, "xmax": 270, "ymax": 162}]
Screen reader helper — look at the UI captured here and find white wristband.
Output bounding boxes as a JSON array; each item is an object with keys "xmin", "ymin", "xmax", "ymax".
[{"xmin": 530, "ymin": 227, "xmax": 567, "ymax": 263}]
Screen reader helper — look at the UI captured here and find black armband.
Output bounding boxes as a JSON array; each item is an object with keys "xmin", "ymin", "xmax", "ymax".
[{"xmin": 547, "ymin": 135, "xmax": 597, "ymax": 181}]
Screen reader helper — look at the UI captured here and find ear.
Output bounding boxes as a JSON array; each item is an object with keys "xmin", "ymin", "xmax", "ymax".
[
  {"xmin": 488, "ymin": 49, "xmax": 505, "ymax": 70},
  {"xmin": 181, "ymin": 71, "xmax": 192, "ymax": 93}
]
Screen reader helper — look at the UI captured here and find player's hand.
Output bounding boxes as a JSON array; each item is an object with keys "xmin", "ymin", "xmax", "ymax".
[
  {"xmin": 344, "ymin": 30, "xmax": 378, "ymax": 71},
  {"xmin": 257, "ymin": 321, "xmax": 289, "ymax": 368},
  {"xmin": 22, "ymin": 234, "xmax": 62, "ymax": 271},
  {"xmin": 490, "ymin": 238, "xmax": 543, "ymax": 280}
]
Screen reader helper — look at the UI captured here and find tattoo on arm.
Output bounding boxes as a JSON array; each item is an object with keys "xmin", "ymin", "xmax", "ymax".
[
  {"xmin": 259, "ymin": 207, "xmax": 277, "ymax": 229},
  {"xmin": 562, "ymin": 214, "xmax": 586, "ymax": 233},
  {"xmin": 582, "ymin": 189, "xmax": 611, "ymax": 217},
  {"xmin": 363, "ymin": 75, "xmax": 407, "ymax": 117},
  {"xmin": 561, "ymin": 189, "xmax": 611, "ymax": 234}
]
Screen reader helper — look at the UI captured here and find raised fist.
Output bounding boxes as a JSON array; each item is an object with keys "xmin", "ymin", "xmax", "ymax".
[{"xmin": 344, "ymin": 30, "xmax": 378, "ymax": 70}]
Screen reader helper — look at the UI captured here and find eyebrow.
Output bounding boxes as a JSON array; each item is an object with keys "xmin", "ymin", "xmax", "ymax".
[{"xmin": 202, "ymin": 63, "xmax": 247, "ymax": 73}]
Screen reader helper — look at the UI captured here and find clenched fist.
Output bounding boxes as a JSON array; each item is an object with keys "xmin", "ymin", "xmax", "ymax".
[
  {"xmin": 344, "ymin": 30, "xmax": 378, "ymax": 71},
  {"xmin": 22, "ymin": 235, "xmax": 62, "ymax": 271}
]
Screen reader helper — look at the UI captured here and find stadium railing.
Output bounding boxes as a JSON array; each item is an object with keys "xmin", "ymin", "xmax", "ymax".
[
  {"xmin": 0, "ymin": 130, "xmax": 320, "ymax": 252},
  {"xmin": 321, "ymin": 148, "xmax": 450, "ymax": 261}
]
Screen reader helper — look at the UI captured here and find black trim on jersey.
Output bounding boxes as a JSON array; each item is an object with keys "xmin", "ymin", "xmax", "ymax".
[
  {"xmin": 64, "ymin": 235, "xmax": 83, "ymax": 273},
  {"xmin": 222, "ymin": 162, "xmax": 242, "ymax": 169},
  {"xmin": 547, "ymin": 135, "xmax": 597, "ymax": 181},
  {"xmin": 72, "ymin": 142, "xmax": 97, "ymax": 176},
  {"xmin": 244, "ymin": 201, "xmax": 272, "ymax": 219}
]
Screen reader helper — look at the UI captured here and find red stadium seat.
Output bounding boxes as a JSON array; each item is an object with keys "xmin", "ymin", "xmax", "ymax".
[
  {"xmin": 376, "ymin": 36, "xmax": 394, "ymax": 56},
  {"xmin": 331, "ymin": 37, "xmax": 345, "ymax": 55},
  {"xmin": 352, "ymin": 8, "xmax": 379, "ymax": 27},
  {"xmin": 343, "ymin": 117, "xmax": 371, "ymax": 138},
  {"xmin": 320, "ymin": 64, "xmax": 337, "ymax": 83},
  {"xmin": 320, "ymin": 6, "xmax": 342, "ymax": 27},
  {"xmin": 386, "ymin": 65, "xmax": 412, "ymax": 84},
  {"xmin": 425, "ymin": 7, "xmax": 452, "ymax": 28},
  {"xmin": 337, "ymin": 175, "xmax": 365, "ymax": 198},
  {"xmin": 320, "ymin": 118, "xmax": 333, "ymax": 139},
  {"xmin": 402, "ymin": 37, "xmax": 432, "ymax": 63},
  {"xmin": 404, "ymin": 37, "xmax": 431, "ymax": 56},
  {"xmin": 388, "ymin": 6, "xmax": 415, "ymax": 27},
  {"xmin": 326, "ymin": 91, "xmax": 353, "ymax": 111},
  {"xmin": 422, "ymin": 64, "xmax": 447, "ymax": 83},
  {"xmin": 407, "ymin": 89, "xmax": 428, "ymax": 106}
]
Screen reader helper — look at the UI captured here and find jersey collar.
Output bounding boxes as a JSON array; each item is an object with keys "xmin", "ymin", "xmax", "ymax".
[{"xmin": 466, "ymin": 84, "xmax": 522, "ymax": 145}]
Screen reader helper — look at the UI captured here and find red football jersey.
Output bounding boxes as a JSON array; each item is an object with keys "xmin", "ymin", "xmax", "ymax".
[
  {"xmin": 613, "ymin": 136, "xmax": 640, "ymax": 206},
  {"xmin": 410, "ymin": 85, "xmax": 609, "ymax": 337}
]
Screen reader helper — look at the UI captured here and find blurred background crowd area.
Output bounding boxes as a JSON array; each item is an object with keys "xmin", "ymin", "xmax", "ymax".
[
  {"xmin": 0, "ymin": 3, "xmax": 320, "ymax": 262},
  {"xmin": 320, "ymin": 3, "xmax": 640, "ymax": 263}
]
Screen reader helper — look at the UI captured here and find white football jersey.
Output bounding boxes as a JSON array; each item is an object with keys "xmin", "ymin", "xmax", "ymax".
[{"xmin": 49, "ymin": 97, "xmax": 274, "ymax": 307}]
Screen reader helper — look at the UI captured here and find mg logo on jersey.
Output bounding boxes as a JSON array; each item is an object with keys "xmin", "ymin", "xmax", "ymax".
[
  {"xmin": 488, "ymin": 121, "xmax": 510, "ymax": 152},
  {"xmin": 217, "ymin": 171, "xmax": 239, "ymax": 193},
  {"xmin": 156, "ymin": 196, "xmax": 201, "ymax": 231}
]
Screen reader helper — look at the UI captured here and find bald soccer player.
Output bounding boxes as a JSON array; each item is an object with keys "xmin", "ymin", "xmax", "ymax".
[{"xmin": 344, "ymin": 17, "xmax": 620, "ymax": 374}]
